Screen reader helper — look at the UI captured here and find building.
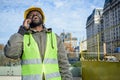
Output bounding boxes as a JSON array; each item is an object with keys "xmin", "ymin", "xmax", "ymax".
[
  {"xmin": 86, "ymin": 8, "xmax": 103, "ymax": 52},
  {"xmin": 0, "ymin": 44, "xmax": 4, "ymax": 50},
  {"xmin": 60, "ymin": 32, "xmax": 78, "ymax": 52},
  {"xmin": 0, "ymin": 44, "xmax": 4, "ymax": 55},
  {"xmin": 103, "ymin": 0, "xmax": 120, "ymax": 53},
  {"xmin": 80, "ymin": 40, "xmax": 87, "ymax": 52}
]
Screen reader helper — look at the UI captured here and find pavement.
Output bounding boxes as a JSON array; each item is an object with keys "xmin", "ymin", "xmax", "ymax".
[
  {"xmin": 0, "ymin": 76, "xmax": 21, "ymax": 80},
  {"xmin": 0, "ymin": 76, "xmax": 82, "ymax": 80}
]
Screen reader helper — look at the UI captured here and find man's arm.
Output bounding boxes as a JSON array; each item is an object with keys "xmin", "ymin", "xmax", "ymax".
[
  {"xmin": 57, "ymin": 35, "xmax": 73, "ymax": 80},
  {"xmin": 4, "ymin": 26, "xmax": 27, "ymax": 59},
  {"xmin": 4, "ymin": 33, "xmax": 23, "ymax": 59}
]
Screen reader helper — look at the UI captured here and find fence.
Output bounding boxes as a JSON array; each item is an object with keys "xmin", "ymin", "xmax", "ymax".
[
  {"xmin": 81, "ymin": 61, "xmax": 120, "ymax": 80},
  {"xmin": 80, "ymin": 52, "xmax": 105, "ymax": 61},
  {"xmin": 81, "ymin": 52, "xmax": 120, "ymax": 80}
]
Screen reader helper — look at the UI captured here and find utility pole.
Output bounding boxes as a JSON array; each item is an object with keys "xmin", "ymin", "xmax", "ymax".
[{"xmin": 97, "ymin": 34, "xmax": 100, "ymax": 61}]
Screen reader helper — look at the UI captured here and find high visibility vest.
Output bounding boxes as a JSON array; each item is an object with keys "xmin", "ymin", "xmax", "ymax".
[{"xmin": 22, "ymin": 32, "xmax": 62, "ymax": 80}]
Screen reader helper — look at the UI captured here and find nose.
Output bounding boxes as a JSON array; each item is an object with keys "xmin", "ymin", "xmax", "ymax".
[{"xmin": 32, "ymin": 15, "xmax": 38, "ymax": 19}]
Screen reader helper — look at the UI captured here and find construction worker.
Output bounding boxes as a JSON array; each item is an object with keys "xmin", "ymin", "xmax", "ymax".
[{"xmin": 4, "ymin": 6, "xmax": 73, "ymax": 80}]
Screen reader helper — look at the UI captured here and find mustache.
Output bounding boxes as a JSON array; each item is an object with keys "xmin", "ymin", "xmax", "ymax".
[
  {"xmin": 32, "ymin": 15, "xmax": 41, "ymax": 20},
  {"xmin": 30, "ymin": 19, "xmax": 43, "ymax": 28}
]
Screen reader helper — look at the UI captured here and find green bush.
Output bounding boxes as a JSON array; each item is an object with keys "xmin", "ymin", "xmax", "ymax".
[{"xmin": 71, "ymin": 61, "xmax": 81, "ymax": 67}]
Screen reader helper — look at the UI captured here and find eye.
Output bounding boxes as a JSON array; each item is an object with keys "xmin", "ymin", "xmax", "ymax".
[
  {"xmin": 28, "ymin": 14, "xmax": 33, "ymax": 17},
  {"xmin": 36, "ymin": 13, "xmax": 42, "ymax": 18},
  {"xmin": 35, "ymin": 11, "xmax": 40, "ymax": 15}
]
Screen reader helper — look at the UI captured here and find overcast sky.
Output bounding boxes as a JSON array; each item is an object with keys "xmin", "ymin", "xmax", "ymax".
[{"xmin": 0, "ymin": 0, "xmax": 105, "ymax": 44}]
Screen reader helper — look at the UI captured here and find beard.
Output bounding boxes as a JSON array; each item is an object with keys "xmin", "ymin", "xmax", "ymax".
[{"xmin": 30, "ymin": 16, "xmax": 43, "ymax": 28}]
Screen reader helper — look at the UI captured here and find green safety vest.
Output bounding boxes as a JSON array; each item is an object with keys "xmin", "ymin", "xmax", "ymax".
[{"xmin": 22, "ymin": 32, "xmax": 62, "ymax": 80}]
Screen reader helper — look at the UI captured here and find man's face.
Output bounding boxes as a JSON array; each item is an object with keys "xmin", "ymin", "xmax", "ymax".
[{"xmin": 27, "ymin": 10, "xmax": 43, "ymax": 27}]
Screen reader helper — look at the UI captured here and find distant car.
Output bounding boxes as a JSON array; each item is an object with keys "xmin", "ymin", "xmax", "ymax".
[
  {"xmin": 104, "ymin": 56, "xmax": 119, "ymax": 62},
  {"xmin": 114, "ymin": 47, "xmax": 120, "ymax": 53}
]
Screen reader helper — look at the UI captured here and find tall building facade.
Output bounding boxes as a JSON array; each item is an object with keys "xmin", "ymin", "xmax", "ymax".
[
  {"xmin": 86, "ymin": 8, "xmax": 103, "ymax": 52},
  {"xmin": 103, "ymin": 0, "xmax": 120, "ymax": 53}
]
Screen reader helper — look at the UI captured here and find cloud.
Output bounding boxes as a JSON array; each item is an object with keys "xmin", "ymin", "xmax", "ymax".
[
  {"xmin": 0, "ymin": 0, "xmax": 105, "ymax": 44},
  {"xmin": 53, "ymin": 1, "xmax": 64, "ymax": 8}
]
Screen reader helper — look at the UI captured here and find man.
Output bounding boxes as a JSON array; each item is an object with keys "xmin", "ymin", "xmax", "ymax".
[{"xmin": 4, "ymin": 7, "xmax": 73, "ymax": 80}]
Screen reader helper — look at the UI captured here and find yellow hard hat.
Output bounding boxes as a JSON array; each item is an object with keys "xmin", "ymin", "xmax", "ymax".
[{"xmin": 24, "ymin": 6, "xmax": 45, "ymax": 23}]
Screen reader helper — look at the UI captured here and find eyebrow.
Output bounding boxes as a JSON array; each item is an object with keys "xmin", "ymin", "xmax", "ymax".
[
  {"xmin": 26, "ymin": 11, "xmax": 41, "ymax": 18},
  {"xmin": 29, "ymin": 10, "xmax": 40, "ymax": 14}
]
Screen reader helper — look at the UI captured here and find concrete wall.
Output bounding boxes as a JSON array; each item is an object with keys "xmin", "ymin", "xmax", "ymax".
[{"xmin": 0, "ymin": 66, "xmax": 21, "ymax": 76}]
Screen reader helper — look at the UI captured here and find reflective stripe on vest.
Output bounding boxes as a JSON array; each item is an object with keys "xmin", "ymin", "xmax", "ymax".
[
  {"xmin": 22, "ymin": 74, "xmax": 42, "ymax": 80},
  {"xmin": 22, "ymin": 32, "xmax": 61, "ymax": 80}
]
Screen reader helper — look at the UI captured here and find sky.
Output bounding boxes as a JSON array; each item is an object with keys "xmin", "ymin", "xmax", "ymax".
[{"xmin": 0, "ymin": 0, "xmax": 105, "ymax": 44}]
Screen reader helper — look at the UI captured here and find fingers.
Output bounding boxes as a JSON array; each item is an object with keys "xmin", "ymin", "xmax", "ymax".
[{"xmin": 23, "ymin": 19, "xmax": 31, "ymax": 30}]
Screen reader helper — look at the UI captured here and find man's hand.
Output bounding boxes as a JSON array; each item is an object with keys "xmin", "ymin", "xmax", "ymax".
[{"xmin": 23, "ymin": 19, "xmax": 31, "ymax": 30}]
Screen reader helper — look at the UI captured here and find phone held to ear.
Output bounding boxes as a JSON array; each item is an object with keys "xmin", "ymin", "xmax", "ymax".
[{"xmin": 23, "ymin": 19, "xmax": 31, "ymax": 30}]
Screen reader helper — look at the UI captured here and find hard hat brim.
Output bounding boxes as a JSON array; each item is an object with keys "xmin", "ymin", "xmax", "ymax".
[{"xmin": 24, "ymin": 7, "xmax": 45, "ymax": 22}]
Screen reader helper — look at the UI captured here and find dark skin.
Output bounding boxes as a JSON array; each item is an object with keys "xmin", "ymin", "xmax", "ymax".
[{"xmin": 23, "ymin": 10, "xmax": 44, "ymax": 31}]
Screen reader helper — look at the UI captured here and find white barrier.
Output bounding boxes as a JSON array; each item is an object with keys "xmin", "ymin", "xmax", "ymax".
[{"xmin": 0, "ymin": 66, "xmax": 21, "ymax": 76}]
